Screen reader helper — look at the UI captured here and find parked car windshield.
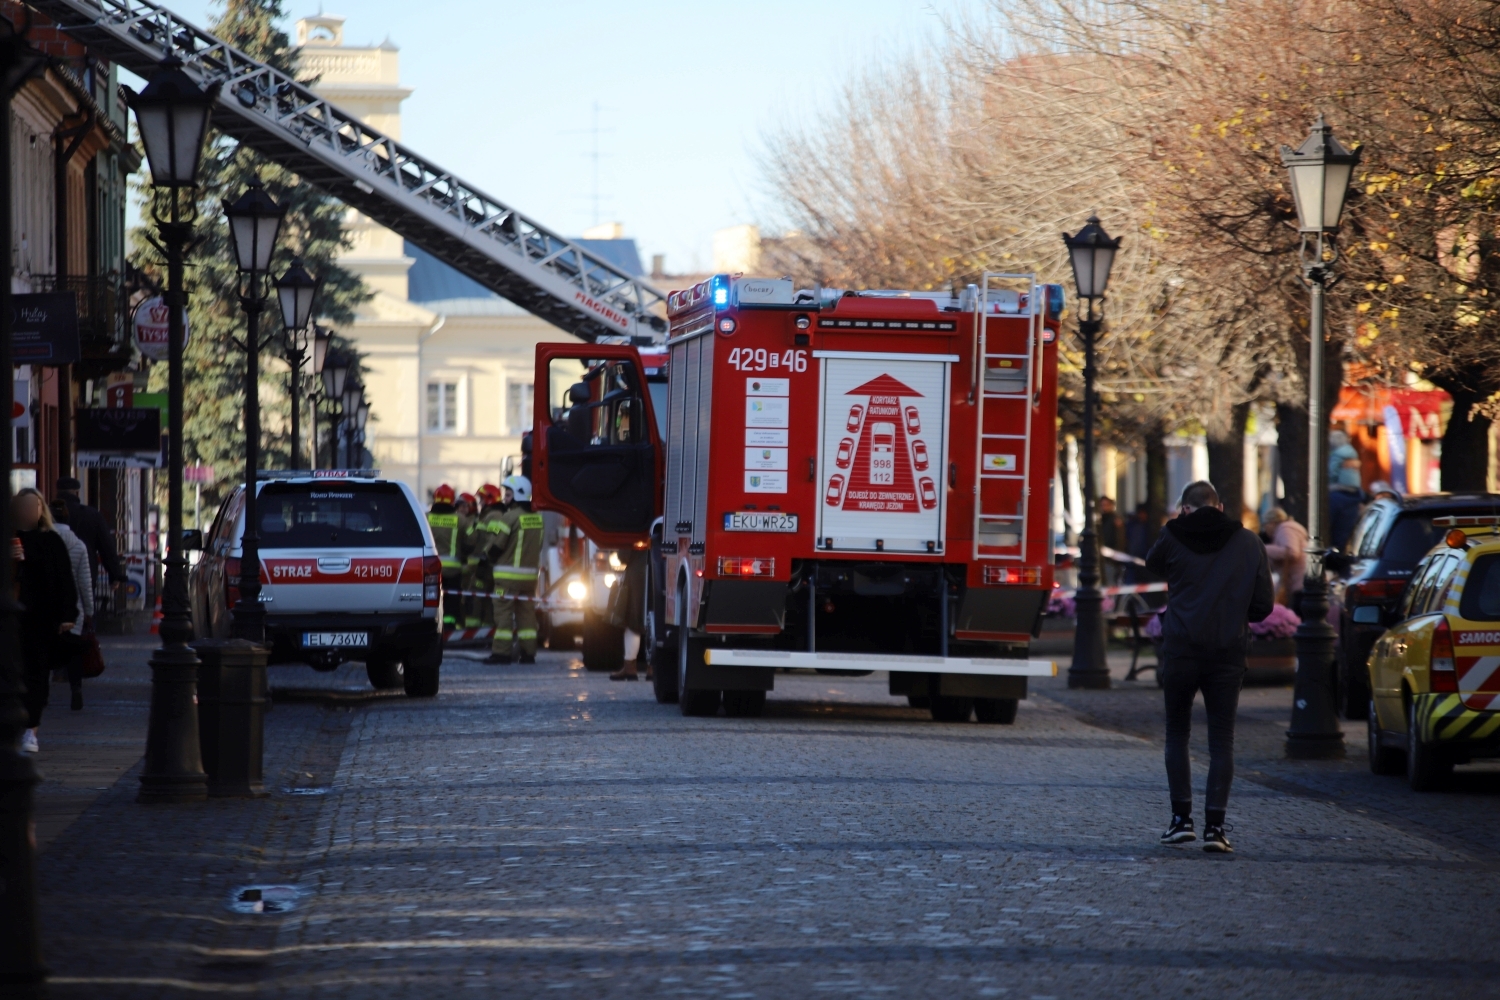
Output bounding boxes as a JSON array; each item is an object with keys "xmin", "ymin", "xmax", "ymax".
[
  {"xmin": 1381, "ymin": 515, "xmax": 1452, "ymax": 565},
  {"xmin": 256, "ymin": 482, "xmax": 424, "ymax": 549}
]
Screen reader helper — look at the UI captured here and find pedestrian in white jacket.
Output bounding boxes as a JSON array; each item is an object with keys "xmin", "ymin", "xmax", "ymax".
[{"xmin": 51, "ymin": 498, "xmax": 95, "ymax": 711}]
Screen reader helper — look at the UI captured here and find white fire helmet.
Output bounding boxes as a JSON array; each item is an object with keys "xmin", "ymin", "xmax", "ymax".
[{"xmin": 502, "ymin": 475, "xmax": 532, "ymax": 503}]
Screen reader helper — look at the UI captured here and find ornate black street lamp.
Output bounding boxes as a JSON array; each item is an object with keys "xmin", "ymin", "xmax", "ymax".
[
  {"xmin": 224, "ymin": 182, "xmax": 285, "ymax": 642},
  {"xmin": 126, "ymin": 56, "xmax": 218, "ymax": 805},
  {"xmin": 341, "ymin": 382, "xmax": 364, "ymax": 467},
  {"xmin": 1061, "ymin": 215, "xmax": 1121, "ymax": 690},
  {"xmin": 321, "ymin": 354, "xmax": 350, "ymax": 468},
  {"xmin": 355, "ymin": 400, "xmax": 371, "ymax": 467},
  {"xmin": 1281, "ymin": 115, "xmax": 1360, "ymax": 759},
  {"xmin": 1, "ymin": 18, "xmax": 55, "ymax": 985},
  {"xmin": 275, "ymin": 257, "xmax": 318, "ymax": 470},
  {"xmin": 307, "ymin": 325, "xmax": 331, "ymax": 469}
]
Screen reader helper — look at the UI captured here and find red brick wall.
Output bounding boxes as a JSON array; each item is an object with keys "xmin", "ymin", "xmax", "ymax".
[{"xmin": 0, "ymin": 3, "xmax": 88, "ymax": 63}]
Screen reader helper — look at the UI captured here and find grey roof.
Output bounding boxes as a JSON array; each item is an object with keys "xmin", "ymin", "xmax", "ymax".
[{"xmin": 406, "ymin": 238, "xmax": 644, "ymax": 306}]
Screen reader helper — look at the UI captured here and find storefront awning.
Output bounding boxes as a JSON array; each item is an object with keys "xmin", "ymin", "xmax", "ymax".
[{"xmin": 1331, "ymin": 385, "xmax": 1451, "ymax": 440}]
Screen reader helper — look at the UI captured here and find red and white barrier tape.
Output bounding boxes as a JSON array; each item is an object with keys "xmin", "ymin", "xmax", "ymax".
[{"xmin": 1052, "ymin": 581, "xmax": 1168, "ymax": 600}]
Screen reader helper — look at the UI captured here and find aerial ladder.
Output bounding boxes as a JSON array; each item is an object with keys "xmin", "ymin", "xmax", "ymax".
[{"xmin": 28, "ymin": 0, "xmax": 668, "ymax": 343}]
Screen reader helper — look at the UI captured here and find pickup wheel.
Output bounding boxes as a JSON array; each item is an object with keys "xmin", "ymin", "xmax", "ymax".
[
  {"xmin": 929, "ymin": 695, "xmax": 973, "ymax": 723},
  {"xmin": 974, "ymin": 697, "xmax": 1018, "ymax": 724},
  {"xmin": 1368, "ymin": 699, "xmax": 1403, "ymax": 775},
  {"xmin": 582, "ymin": 614, "xmax": 623, "ymax": 673},
  {"xmin": 402, "ymin": 638, "xmax": 442, "ymax": 698},
  {"xmin": 1407, "ymin": 699, "xmax": 1451, "ymax": 791},
  {"xmin": 722, "ymin": 690, "xmax": 766, "ymax": 718},
  {"xmin": 907, "ymin": 695, "xmax": 930, "ymax": 709},
  {"xmin": 365, "ymin": 656, "xmax": 404, "ymax": 691}
]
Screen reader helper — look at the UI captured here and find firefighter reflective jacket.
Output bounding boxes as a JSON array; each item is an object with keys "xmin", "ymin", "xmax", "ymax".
[
  {"xmin": 427, "ymin": 502, "xmax": 463, "ymax": 571},
  {"xmin": 487, "ymin": 505, "xmax": 545, "ymax": 590},
  {"xmin": 469, "ymin": 505, "xmax": 507, "ymax": 570}
]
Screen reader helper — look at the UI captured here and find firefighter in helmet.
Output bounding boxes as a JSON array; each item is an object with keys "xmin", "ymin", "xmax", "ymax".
[
  {"xmin": 467, "ymin": 483, "xmax": 505, "ymax": 628},
  {"xmin": 427, "ymin": 484, "xmax": 466, "ymax": 628},
  {"xmin": 456, "ymin": 492, "xmax": 480, "ymax": 626},
  {"xmin": 482, "ymin": 475, "xmax": 544, "ymax": 664}
]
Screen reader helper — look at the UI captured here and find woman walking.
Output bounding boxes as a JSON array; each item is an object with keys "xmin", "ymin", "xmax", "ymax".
[
  {"xmin": 13, "ymin": 488, "xmax": 78, "ymax": 753},
  {"xmin": 51, "ymin": 497, "xmax": 95, "ymax": 710}
]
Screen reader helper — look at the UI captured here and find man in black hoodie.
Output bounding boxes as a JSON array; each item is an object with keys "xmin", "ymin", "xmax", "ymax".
[{"xmin": 1145, "ymin": 480, "xmax": 1274, "ymax": 854}]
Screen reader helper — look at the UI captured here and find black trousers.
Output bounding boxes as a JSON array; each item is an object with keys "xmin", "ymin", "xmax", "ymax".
[
  {"xmin": 1161, "ymin": 654, "xmax": 1245, "ymax": 814},
  {"xmin": 20, "ymin": 631, "xmax": 57, "ymax": 729}
]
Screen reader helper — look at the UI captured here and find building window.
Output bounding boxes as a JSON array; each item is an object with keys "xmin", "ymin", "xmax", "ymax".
[
  {"xmin": 507, "ymin": 380, "xmax": 533, "ymax": 436},
  {"xmin": 426, "ymin": 381, "xmax": 458, "ymax": 433}
]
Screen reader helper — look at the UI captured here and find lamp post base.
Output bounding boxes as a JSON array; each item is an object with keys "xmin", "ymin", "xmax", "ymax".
[
  {"xmin": 1285, "ymin": 731, "xmax": 1346, "ymax": 759},
  {"xmin": 137, "ymin": 642, "xmax": 208, "ymax": 804},
  {"xmin": 1285, "ymin": 575, "xmax": 1346, "ymax": 760},
  {"xmin": 1068, "ymin": 585, "xmax": 1112, "ymax": 689}
]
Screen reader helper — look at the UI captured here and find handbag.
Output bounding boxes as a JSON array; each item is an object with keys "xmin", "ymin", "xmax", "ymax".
[{"xmin": 79, "ymin": 631, "xmax": 105, "ymax": 679}]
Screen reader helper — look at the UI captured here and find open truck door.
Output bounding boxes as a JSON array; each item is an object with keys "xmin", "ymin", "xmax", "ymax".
[{"xmin": 532, "ymin": 343, "xmax": 663, "ymax": 549}]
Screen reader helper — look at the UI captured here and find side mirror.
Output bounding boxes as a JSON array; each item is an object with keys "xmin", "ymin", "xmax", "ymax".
[
  {"xmin": 1352, "ymin": 605, "xmax": 1383, "ymax": 625},
  {"xmin": 181, "ymin": 529, "xmax": 205, "ymax": 551}
]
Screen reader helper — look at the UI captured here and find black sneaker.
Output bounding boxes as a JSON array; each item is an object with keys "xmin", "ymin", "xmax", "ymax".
[
  {"xmin": 1202, "ymin": 824, "xmax": 1234, "ymax": 854},
  {"xmin": 1159, "ymin": 815, "xmax": 1195, "ymax": 845},
  {"xmin": 483, "ymin": 653, "xmax": 511, "ymax": 665},
  {"xmin": 518, "ymin": 653, "xmax": 536, "ymax": 665}
]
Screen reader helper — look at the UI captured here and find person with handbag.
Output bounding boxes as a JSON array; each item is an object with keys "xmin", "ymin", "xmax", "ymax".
[
  {"xmin": 51, "ymin": 498, "xmax": 98, "ymax": 710},
  {"xmin": 13, "ymin": 488, "xmax": 78, "ymax": 753}
]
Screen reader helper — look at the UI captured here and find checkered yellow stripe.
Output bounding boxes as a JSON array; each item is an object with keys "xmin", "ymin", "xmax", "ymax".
[{"xmin": 1415, "ymin": 692, "xmax": 1500, "ymax": 743}]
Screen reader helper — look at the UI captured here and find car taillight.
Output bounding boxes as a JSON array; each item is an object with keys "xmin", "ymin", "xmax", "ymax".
[
  {"xmin": 718, "ymin": 557, "xmax": 774, "ymax": 578},
  {"xmin": 1431, "ymin": 618, "xmax": 1458, "ymax": 693},
  {"xmin": 225, "ymin": 557, "xmax": 241, "ymax": 609},
  {"xmin": 1348, "ymin": 577, "xmax": 1406, "ymax": 603},
  {"xmin": 423, "ymin": 554, "xmax": 442, "ymax": 607},
  {"xmin": 985, "ymin": 566, "xmax": 1042, "ymax": 586}
]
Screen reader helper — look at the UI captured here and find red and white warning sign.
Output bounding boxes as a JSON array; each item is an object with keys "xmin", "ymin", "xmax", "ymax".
[{"xmin": 816, "ymin": 354, "xmax": 950, "ymax": 552}]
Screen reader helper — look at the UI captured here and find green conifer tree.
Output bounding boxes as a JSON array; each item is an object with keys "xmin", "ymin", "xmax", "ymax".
[{"xmin": 131, "ymin": 0, "xmax": 367, "ymax": 511}]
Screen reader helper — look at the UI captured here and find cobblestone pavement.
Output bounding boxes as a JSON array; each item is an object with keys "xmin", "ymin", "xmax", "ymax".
[{"xmin": 33, "ymin": 641, "xmax": 1500, "ymax": 999}]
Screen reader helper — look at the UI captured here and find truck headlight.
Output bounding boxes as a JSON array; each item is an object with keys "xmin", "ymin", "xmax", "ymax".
[
  {"xmin": 604, "ymin": 573, "xmax": 618, "ymax": 588},
  {"xmin": 566, "ymin": 580, "xmax": 587, "ymax": 601},
  {"xmin": 608, "ymin": 551, "xmax": 627, "ymax": 571}
]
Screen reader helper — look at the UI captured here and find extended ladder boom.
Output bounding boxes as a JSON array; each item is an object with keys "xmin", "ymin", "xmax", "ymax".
[{"xmin": 31, "ymin": 0, "xmax": 668, "ymax": 343}]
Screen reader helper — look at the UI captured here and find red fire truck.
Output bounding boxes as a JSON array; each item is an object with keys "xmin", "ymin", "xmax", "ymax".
[{"xmin": 531, "ymin": 273, "xmax": 1061, "ymax": 721}]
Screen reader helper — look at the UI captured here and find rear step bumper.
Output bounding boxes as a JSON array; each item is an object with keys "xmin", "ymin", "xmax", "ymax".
[{"xmin": 702, "ymin": 649, "xmax": 1055, "ymax": 676}]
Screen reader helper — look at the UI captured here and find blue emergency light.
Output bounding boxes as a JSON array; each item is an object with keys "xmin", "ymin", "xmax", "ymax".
[{"xmin": 711, "ymin": 274, "xmax": 730, "ymax": 307}]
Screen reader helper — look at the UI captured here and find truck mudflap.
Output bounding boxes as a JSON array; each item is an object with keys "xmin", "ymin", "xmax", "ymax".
[
  {"xmin": 702, "ymin": 649, "xmax": 1055, "ymax": 676},
  {"xmin": 955, "ymin": 588, "xmax": 1047, "ymax": 638}
]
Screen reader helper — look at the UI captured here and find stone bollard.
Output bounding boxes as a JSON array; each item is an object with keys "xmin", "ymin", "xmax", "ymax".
[{"xmin": 191, "ymin": 639, "xmax": 270, "ymax": 798}]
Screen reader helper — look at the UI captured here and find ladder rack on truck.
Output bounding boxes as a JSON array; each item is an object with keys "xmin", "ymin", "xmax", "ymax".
[
  {"xmin": 31, "ymin": 0, "xmax": 667, "ymax": 343},
  {"xmin": 529, "ymin": 274, "xmax": 1063, "ymax": 723}
]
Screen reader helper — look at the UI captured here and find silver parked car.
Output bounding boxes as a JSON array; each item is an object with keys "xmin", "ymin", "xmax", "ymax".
[{"xmin": 190, "ymin": 471, "xmax": 444, "ymax": 696}]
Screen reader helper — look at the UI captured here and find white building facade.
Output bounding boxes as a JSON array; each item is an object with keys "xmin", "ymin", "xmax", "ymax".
[{"xmin": 297, "ymin": 16, "xmax": 647, "ymax": 499}]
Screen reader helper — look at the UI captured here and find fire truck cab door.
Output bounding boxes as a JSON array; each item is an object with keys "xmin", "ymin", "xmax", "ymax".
[{"xmin": 532, "ymin": 344, "xmax": 662, "ymax": 549}]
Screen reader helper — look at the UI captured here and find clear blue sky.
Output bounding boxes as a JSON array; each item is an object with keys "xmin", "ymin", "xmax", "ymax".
[{"xmin": 134, "ymin": 0, "xmax": 965, "ymax": 273}]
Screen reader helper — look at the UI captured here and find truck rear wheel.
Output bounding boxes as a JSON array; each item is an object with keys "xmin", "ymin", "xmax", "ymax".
[
  {"xmin": 647, "ymin": 552, "xmax": 678, "ymax": 703},
  {"xmin": 723, "ymin": 690, "xmax": 766, "ymax": 718},
  {"xmin": 365, "ymin": 656, "xmax": 404, "ymax": 690},
  {"xmin": 678, "ymin": 587, "xmax": 720, "ymax": 716},
  {"xmin": 402, "ymin": 638, "xmax": 442, "ymax": 698},
  {"xmin": 974, "ymin": 697, "xmax": 1018, "ymax": 724},
  {"xmin": 929, "ymin": 695, "xmax": 973, "ymax": 722},
  {"xmin": 582, "ymin": 614, "xmax": 623, "ymax": 673}
]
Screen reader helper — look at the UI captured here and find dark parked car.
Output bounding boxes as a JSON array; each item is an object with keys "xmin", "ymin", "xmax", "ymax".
[{"xmin": 1331, "ymin": 492, "xmax": 1500, "ymax": 719}]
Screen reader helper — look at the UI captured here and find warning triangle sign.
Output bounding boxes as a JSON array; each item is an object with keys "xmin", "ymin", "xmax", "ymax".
[{"xmin": 846, "ymin": 374, "xmax": 922, "ymax": 397}]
